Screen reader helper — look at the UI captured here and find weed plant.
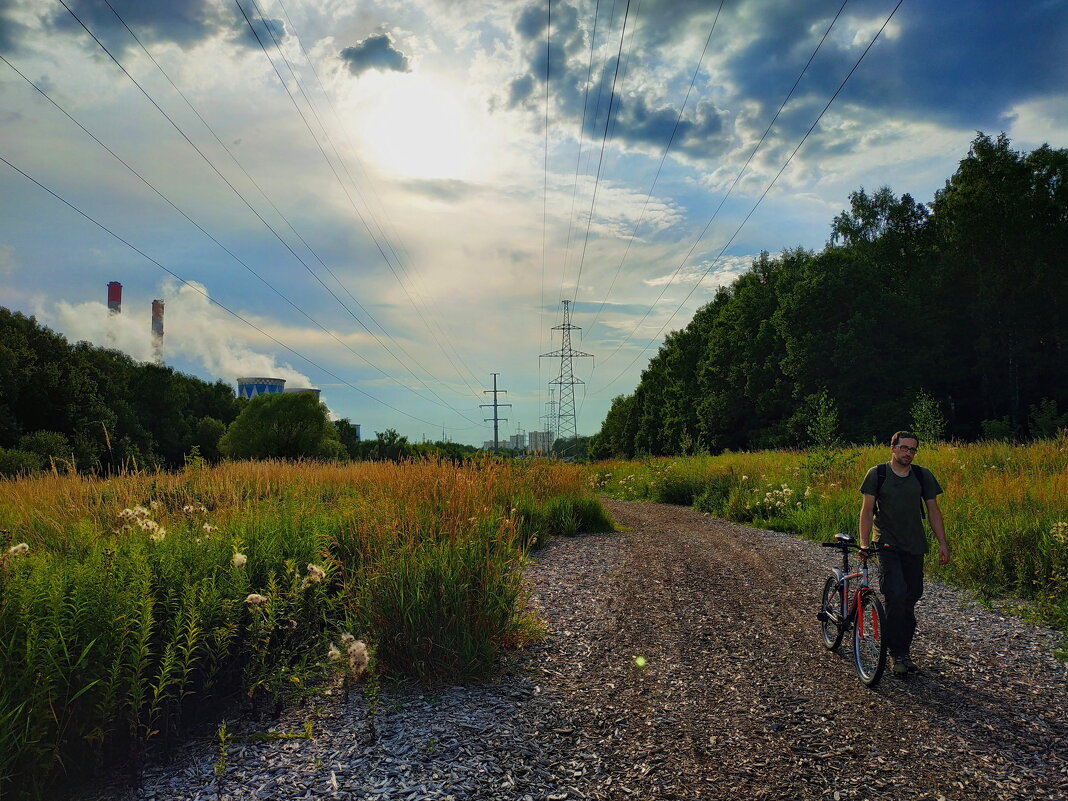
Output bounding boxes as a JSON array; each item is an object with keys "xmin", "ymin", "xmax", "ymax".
[
  {"xmin": 590, "ymin": 440, "xmax": 1068, "ymax": 638},
  {"xmin": 0, "ymin": 456, "xmax": 611, "ymax": 800}
]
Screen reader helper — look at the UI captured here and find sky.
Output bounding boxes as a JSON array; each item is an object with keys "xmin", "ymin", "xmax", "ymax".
[{"xmin": 1, "ymin": 0, "xmax": 1066, "ymax": 447}]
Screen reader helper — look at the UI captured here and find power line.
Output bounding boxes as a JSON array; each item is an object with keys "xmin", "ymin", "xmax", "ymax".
[
  {"xmin": 591, "ymin": 0, "xmax": 904, "ymax": 397},
  {"xmin": 0, "ymin": 52, "xmax": 478, "ymax": 423},
  {"xmin": 569, "ymin": 0, "xmax": 633, "ymax": 307},
  {"xmin": 0, "ymin": 153, "xmax": 450, "ymax": 429},
  {"xmin": 52, "ymin": 0, "xmax": 481, "ymax": 424},
  {"xmin": 267, "ymin": 0, "xmax": 488, "ymax": 402},
  {"xmin": 236, "ymin": 0, "xmax": 486, "ymax": 409},
  {"xmin": 241, "ymin": 0, "xmax": 484, "ymax": 407},
  {"xmin": 584, "ymin": 0, "xmax": 726, "ymax": 339},
  {"xmin": 87, "ymin": 0, "xmax": 479, "ymax": 421}
]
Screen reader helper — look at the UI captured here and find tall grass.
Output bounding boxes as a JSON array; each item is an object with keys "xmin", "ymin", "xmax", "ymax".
[
  {"xmin": 0, "ymin": 457, "xmax": 613, "ymax": 800},
  {"xmin": 589, "ymin": 440, "xmax": 1068, "ymax": 637}
]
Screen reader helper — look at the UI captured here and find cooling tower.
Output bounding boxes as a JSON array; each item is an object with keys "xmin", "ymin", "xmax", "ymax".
[
  {"xmin": 283, "ymin": 387, "xmax": 321, "ymax": 400},
  {"xmin": 236, "ymin": 377, "xmax": 286, "ymax": 399}
]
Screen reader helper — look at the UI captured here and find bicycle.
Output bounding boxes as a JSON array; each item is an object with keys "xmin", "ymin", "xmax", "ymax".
[{"xmin": 816, "ymin": 533, "xmax": 887, "ymax": 686}]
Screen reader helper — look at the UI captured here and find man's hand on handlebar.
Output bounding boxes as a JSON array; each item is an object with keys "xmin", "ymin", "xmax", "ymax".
[{"xmin": 857, "ymin": 546, "xmax": 871, "ymax": 561}]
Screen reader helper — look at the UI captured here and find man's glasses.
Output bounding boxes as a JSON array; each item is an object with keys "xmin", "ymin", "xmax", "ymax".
[{"xmin": 895, "ymin": 445, "xmax": 918, "ymax": 454}]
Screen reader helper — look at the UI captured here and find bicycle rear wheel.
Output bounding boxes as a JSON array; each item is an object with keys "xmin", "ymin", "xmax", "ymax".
[
  {"xmin": 819, "ymin": 577, "xmax": 844, "ymax": 651},
  {"xmin": 853, "ymin": 590, "xmax": 887, "ymax": 686}
]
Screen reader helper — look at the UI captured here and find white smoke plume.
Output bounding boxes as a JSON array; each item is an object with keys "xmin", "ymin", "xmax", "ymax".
[{"xmin": 48, "ymin": 279, "xmax": 313, "ymax": 388}]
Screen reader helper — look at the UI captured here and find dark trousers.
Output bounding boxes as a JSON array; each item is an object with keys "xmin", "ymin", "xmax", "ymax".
[{"xmin": 878, "ymin": 549, "xmax": 925, "ymax": 657}]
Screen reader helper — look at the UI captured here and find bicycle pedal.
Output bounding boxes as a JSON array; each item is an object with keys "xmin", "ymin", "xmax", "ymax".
[{"xmin": 816, "ymin": 611, "xmax": 831, "ymax": 622}]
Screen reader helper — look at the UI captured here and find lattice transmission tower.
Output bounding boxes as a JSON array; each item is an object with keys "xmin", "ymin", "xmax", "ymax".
[{"xmin": 540, "ymin": 300, "xmax": 592, "ymax": 452}]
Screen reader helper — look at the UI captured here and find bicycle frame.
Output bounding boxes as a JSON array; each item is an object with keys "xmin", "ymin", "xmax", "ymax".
[{"xmin": 818, "ymin": 533, "xmax": 887, "ymax": 686}]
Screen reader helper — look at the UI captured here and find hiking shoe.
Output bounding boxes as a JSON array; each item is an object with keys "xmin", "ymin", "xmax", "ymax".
[
  {"xmin": 890, "ymin": 656, "xmax": 910, "ymax": 677},
  {"xmin": 898, "ymin": 655, "xmax": 920, "ymax": 673}
]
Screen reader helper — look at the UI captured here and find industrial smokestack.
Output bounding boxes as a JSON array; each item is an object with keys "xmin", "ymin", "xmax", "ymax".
[
  {"xmin": 151, "ymin": 299, "xmax": 164, "ymax": 365},
  {"xmin": 107, "ymin": 281, "xmax": 122, "ymax": 315}
]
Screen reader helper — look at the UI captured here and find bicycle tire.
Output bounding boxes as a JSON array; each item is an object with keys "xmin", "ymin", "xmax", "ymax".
[
  {"xmin": 853, "ymin": 590, "xmax": 887, "ymax": 686},
  {"xmin": 819, "ymin": 576, "xmax": 845, "ymax": 651}
]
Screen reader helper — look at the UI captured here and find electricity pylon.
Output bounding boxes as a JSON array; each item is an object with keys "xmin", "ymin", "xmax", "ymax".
[
  {"xmin": 480, "ymin": 373, "xmax": 511, "ymax": 454},
  {"xmin": 540, "ymin": 300, "xmax": 592, "ymax": 455}
]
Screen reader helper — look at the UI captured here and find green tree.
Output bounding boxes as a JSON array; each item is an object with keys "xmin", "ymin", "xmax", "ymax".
[
  {"xmin": 195, "ymin": 417, "xmax": 226, "ymax": 462},
  {"xmin": 218, "ymin": 393, "xmax": 342, "ymax": 460},
  {"xmin": 910, "ymin": 390, "xmax": 946, "ymax": 444}
]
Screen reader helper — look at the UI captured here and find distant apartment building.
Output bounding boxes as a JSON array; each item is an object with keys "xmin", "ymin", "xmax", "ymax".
[
  {"xmin": 508, "ymin": 432, "xmax": 527, "ymax": 451},
  {"xmin": 528, "ymin": 430, "xmax": 555, "ymax": 453}
]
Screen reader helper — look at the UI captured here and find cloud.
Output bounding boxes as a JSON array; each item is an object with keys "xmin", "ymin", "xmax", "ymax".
[
  {"xmin": 48, "ymin": 0, "xmax": 224, "ymax": 56},
  {"xmin": 506, "ymin": 1, "xmax": 733, "ymax": 159},
  {"xmin": 339, "ymin": 33, "xmax": 411, "ymax": 76},
  {"xmin": 0, "ymin": 0, "xmax": 26, "ymax": 54},
  {"xmin": 230, "ymin": 8, "xmax": 286, "ymax": 51},
  {"xmin": 47, "ymin": 280, "xmax": 311, "ymax": 388},
  {"xmin": 643, "ymin": 253, "xmax": 755, "ymax": 292}
]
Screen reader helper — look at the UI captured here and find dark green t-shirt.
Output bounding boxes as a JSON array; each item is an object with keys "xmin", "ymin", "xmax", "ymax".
[{"xmin": 860, "ymin": 464, "xmax": 943, "ymax": 555}]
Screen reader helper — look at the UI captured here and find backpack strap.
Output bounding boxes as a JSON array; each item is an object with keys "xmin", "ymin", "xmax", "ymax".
[{"xmin": 874, "ymin": 462, "xmax": 927, "ymax": 519}]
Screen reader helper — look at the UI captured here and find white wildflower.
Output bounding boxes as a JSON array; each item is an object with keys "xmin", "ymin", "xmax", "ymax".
[
  {"xmin": 306, "ymin": 563, "xmax": 326, "ymax": 583},
  {"xmin": 150, "ymin": 531, "xmax": 166, "ymax": 543},
  {"xmin": 327, "ymin": 643, "xmax": 342, "ymax": 661},
  {"xmin": 340, "ymin": 632, "xmax": 355, "ymax": 644},
  {"xmin": 7, "ymin": 542, "xmax": 29, "ymax": 556},
  {"xmin": 203, "ymin": 523, "xmax": 217, "ymax": 533},
  {"xmin": 233, "ymin": 552, "xmax": 247, "ymax": 568},
  {"xmin": 150, "ymin": 501, "xmax": 160, "ymax": 511},
  {"xmin": 245, "ymin": 593, "xmax": 267, "ymax": 606}
]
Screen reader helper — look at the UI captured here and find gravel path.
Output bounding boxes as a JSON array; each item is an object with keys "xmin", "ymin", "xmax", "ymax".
[{"xmin": 84, "ymin": 500, "xmax": 1068, "ymax": 800}]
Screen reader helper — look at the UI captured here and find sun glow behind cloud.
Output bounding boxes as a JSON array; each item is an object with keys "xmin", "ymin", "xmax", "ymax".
[{"xmin": 351, "ymin": 73, "xmax": 480, "ymax": 180}]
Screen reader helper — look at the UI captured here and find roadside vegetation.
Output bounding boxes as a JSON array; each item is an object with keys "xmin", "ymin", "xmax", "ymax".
[
  {"xmin": 0, "ymin": 457, "xmax": 613, "ymax": 800},
  {"xmin": 588, "ymin": 437, "xmax": 1068, "ymax": 643}
]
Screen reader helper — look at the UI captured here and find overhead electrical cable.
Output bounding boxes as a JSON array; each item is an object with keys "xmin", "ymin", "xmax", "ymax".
[
  {"xmin": 557, "ymin": 0, "xmax": 603, "ymax": 302},
  {"xmin": 0, "ymin": 153, "xmax": 450, "ymax": 428},
  {"xmin": 584, "ymin": 0, "xmax": 725, "ymax": 339},
  {"xmin": 236, "ymin": 0, "xmax": 485, "ymax": 409},
  {"xmin": 540, "ymin": 0, "xmax": 552, "ymax": 415},
  {"xmin": 592, "ymin": 0, "xmax": 904, "ymax": 396},
  {"xmin": 94, "ymin": 0, "xmax": 477, "ymax": 421},
  {"xmin": 55, "ymin": 0, "xmax": 479, "ymax": 424},
  {"xmin": 0, "ymin": 53, "xmax": 478, "ymax": 424},
  {"xmin": 268, "ymin": 0, "xmax": 488, "ymax": 401},
  {"xmin": 569, "ymin": 0, "xmax": 632, "ymax": 307}
]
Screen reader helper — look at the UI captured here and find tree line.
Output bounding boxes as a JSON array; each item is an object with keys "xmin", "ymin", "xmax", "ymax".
[
  {"xmin": 590, "ymin": 133, "xmax": 1068, "ymax": 459},
  {"xmin": 0, "ymin": 309, "xmax": 478, "ymax": 475}
]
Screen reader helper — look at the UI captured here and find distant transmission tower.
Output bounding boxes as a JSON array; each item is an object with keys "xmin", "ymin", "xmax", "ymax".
[
  {"xmin": 541, "ymin": 388, "xmax": 557, "ymax": 441},
  {"xmin": 480, "ymin": 373, "xmax": 511, "ymax": 455},
  {"xmin": 541, "ymin": 300, "xmax": 593, "ymax": 454}
]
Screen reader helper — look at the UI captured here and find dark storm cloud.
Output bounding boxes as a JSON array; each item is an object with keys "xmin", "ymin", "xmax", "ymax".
[
  {"xmin": 339, "ymin": 33, "xmax": 411, "ymax": 77},
  {"xmin": 48, "ymin": 0, "xmax": 222, "ymax": 56}
]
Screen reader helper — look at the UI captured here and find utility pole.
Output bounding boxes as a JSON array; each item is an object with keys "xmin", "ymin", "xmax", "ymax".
[
  {"xmin": 540, "ymin": 300, "xmax": 593, "ymax": 456},
  {"xmin": 480, "ymin": 373, "xmax": 511, "ymax": 455}
]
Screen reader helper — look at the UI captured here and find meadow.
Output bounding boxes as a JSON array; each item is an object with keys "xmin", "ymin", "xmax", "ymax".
[
  {"xmin": 0, "ymin": 457, "xmax": 613, "ymax": 800},
  {"xmin": 587, "ymin": 439, "xmax": 1068, "ymax": 640}
]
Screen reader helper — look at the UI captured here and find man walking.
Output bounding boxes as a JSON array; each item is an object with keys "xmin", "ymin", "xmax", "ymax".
[{"xmin": 859, "ymin": 431, "xmax": 950, "ymax": 676}]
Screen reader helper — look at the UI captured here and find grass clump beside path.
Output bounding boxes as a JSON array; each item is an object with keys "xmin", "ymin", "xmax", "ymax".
[
  {"xmin": 588, "ymin": 440, "xmax": 1068, "ymax": 641},
  {"xmin": 0, "ymin": 457, "xmax": 614, "ymax": 800}
]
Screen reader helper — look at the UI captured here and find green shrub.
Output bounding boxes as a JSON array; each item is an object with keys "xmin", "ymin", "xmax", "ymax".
[{"xmin": 0, "ymin": 448, "xmax": 43, "ymax": 478}]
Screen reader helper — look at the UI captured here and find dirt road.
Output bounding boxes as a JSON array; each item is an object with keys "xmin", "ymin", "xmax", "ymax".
[{"xmin": 527, "ymin": 499, "xmax": 1068, "ymax": 801}]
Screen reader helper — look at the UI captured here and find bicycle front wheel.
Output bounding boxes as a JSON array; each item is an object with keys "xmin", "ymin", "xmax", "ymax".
[
  {"xmin": 819, "ymin": 577, "xmax": 844, "ymax": 651},
  {"xmin": 853, "ymin": 590, "xmax": 887, "ymax": 686}
]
